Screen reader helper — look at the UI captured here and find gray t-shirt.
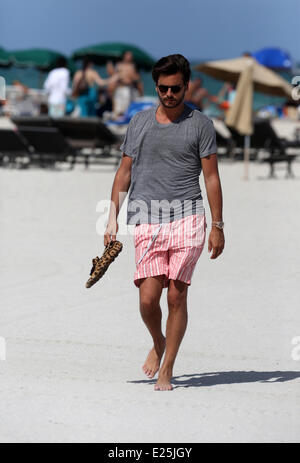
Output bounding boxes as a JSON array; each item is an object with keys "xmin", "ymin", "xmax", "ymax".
[{"xmin": 120, "ymin": 104, "xmax": 217, "ymax": 224}]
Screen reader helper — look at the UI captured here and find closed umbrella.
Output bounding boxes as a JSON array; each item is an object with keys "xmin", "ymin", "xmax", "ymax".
[
  {"xmin": 226, "ymin": 61, "xmax": 254, "ymax": 135},
  {"xmin": 225, "ymin": 61, "xmax": 254, "ymax": 179},
  {"xmin": 72, "ymin": 42, "xmax": 155, "ymax": 70}
]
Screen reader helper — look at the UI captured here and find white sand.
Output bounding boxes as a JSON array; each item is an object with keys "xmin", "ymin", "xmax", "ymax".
[{"xmin": 0, "ymin": 159, "xmax": 300, "ymax": 443}]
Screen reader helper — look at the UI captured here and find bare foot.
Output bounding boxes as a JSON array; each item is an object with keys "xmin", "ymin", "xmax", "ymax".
[
  {"xmin": 154, "ymin": 366, "xmax": 173, "ymax": 391},
  {"xmin": 142, "ymin": 336, "xmax": 166, "ymax": 379}
]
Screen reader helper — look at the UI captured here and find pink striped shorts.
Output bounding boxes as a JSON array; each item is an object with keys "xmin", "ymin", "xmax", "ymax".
[{"xmin": 133, "ymin": 214, "xmax": 207, "ymax": 288}]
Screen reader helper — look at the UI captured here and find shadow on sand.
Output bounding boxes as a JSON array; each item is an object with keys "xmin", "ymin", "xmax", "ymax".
[{"xmin": 128, "ymin": 371, "xmax": 300, "ymax": 389}]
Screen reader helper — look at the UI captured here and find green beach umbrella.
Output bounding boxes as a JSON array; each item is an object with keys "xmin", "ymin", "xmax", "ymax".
[
  {"xmin": 0, "ymin": 47, "xmax": 11, "ymax": 67},
  {"xmin": 6, "ymin": 48, "xmax": 76, "ymax": 89},
  {"xmin": 66, "ymin": 58, "xmax": 78, "ymax": 77},
  {"xmin": 72, "ymin": 42, "xmax": 155, "ymax": 70},
  {"xmin": 9, "ymin": 48, "xmax": 67, "ymax": 71}
]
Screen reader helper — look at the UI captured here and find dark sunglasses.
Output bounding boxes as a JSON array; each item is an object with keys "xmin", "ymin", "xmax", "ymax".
[{"xmin": 157, "ymin": 84, "xmax": 184, "ymax": 94}]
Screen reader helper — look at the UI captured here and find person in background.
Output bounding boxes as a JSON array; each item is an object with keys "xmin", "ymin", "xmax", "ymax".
[
  {"xmin": 96, "ymin": 87, "xmax": 113, "ymax": 118},
  {"xmin": 12, "ymin": 80, "xmax": 29, "ymax": 95},
  {"xmin": 72, "ymin": 58, "xmax": 117, "ymax": 117},
  {"xmin": 215, "ymin": 50, "xmax": 250, "ymax": 114},
  {"xmin": 44, "ymin": 57, "xmax": 70, "ymax": 118},
  {"xmin": 0, "ymin": 100, "xmax": 5, "ymax": 116},
  {"xmin": 242, "ymin": 51, "xmax": 252, "ymax": 57},
  {"xmin": 40, "ymin": 103, "xmax": 49, "ymax": 115},
  {"xmin": 185, "ymin": 77, "xmax": 217, "ymax": 111},
  {"xmin": 283, "ymin": 89, "xmax": 300, "ymax": 120},
  {"xmin": 106, "ymin": 51, "xmax": 144, "ymax": 118},
  {"xmin": 217, "ymin": 82, "xmax": 237, "ymax": 113}
]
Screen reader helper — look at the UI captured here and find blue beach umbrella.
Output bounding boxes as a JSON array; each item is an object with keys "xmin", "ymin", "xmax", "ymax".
[{"xmin": 252, "ymin": 47, "xmax": 292, "ymax": 70}]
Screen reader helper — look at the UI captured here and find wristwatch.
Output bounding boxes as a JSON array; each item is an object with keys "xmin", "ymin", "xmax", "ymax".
[{"xmin": 212, "ymin": 221, "xmax": 225, "ymax": 230}]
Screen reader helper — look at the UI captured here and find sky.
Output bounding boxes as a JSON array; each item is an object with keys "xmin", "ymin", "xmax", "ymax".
[{"xmin": 0, "ymin": 0, "xmax": 299, "ymax": 62}]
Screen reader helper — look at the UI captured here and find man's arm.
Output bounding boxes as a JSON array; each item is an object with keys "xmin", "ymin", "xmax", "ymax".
[
  {"xmin": 91, "ymin": 70, "xmax": 108, "ymax": 87},
  {"xmin": 43, "ymin": 73, "xmax": 52, "ymax": 93},
  {"xmin": 92, "ymin": 69, "xmax": 119, "ymax": 88},
  {"xmin": 106, "ymin": 60, "xmax": 116, "ymax": 76},
  {"xmin": 104, "ymin": 154, "xmax": 132, "ymax": 245},
  {"xmin": 201, "ymin": 153, "xmax": 225, "ymax": 259}
]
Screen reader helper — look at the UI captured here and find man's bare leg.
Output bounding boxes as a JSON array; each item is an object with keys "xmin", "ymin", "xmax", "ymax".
[
  {"xmin": 139, "ymin": 276, "xmax": 166, "ymax": 379},
  {"xmin": 155, "ymin": 279, "xmax": 188, "ymax": 391}
]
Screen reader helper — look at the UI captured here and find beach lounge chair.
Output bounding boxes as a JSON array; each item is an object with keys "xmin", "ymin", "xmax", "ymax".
[
  {"xmin": 12, "ymin": 116, "xmax": 53, "ymax": 128},
  {"xmin": 225, "ymin": 126, "xmax": 258, "ymax": 161},
  {"xmin": 12, "ymin": 116, "xmax": 118, "ymax": 148},
  {"xmin": 12, "ymin": 116, "xmax": 121, "ymax": 169},
  {"xmin": 52, "ymin": 117, "xmax": 120, "ymax": 168},
  {"xmin": 0, "ymin": 129, "xmax": 32, "ymax": 167},
  {"xmin": 226, "ymin": 119, "xmax": 299, "ymax": 177},
  {"xmin": 251, "ymin": 119, "xmax": 298, "ymax": 178},
  {"xmin": 212, "ymin": 124, "xmax": 234, "ymax": 158},
  {"xmin": 52, "ymin": 117, "xmax": 118, "ymax": 148},
  {"xmin": 18, "ymin": 126, "xmax": 75, "ymax": 168}
]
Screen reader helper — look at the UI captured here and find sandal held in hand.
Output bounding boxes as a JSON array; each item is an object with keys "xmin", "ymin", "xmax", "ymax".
[{"xmin": 85, "ymin": 240, "xmax": 123, "ymax": 289}]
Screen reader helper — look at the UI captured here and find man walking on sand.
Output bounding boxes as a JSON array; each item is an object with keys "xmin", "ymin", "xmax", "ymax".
[{"xmin": 104, "ymin": 54, "xmax": 224, "ymax": 391}]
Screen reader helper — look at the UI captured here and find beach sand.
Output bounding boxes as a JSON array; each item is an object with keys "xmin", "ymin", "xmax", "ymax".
[{"xmin": 0, "ymin": 159, "xmax": 300, "ymax": 443}]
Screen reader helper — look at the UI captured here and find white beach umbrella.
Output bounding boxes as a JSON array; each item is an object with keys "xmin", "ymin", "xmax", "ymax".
[
  {"xmin": 196, "ymin": 56, "xmax": 292, "ymax": 97},
  {"xmin": 196, "ymin": 56, "xmax": 293, "ymax": 179}
]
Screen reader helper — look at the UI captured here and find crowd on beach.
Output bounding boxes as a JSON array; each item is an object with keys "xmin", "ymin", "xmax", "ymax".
[
  {"xmin": 43, "ymin": 51, "xmax": 145, "ymax": 120},
  {"xmin": 41, "ymin": 55, "xmax": 300, "ymax": 122},
  {"xmin": 1, "ymin": 50, "xmax": 300, "ymax": 123}
]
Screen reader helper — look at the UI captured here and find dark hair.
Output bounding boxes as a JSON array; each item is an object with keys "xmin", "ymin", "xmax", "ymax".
[
  {"xmin": 121, "ymin": 50, "xmax": 133, "ymax": 60},
  {"xmin": 56, "ymin": 56, "xmax": 67, "ymax": 68},
  {"xmin": 152, "ymin": 54, "xmax": 191, "ymax": 85},
  {"xmin": 82, "ymin": 57, "xmax": 93, "ymax": 71}
]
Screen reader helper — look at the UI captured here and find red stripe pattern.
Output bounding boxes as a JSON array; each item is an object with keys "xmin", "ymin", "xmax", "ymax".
[{"xmin": 133, "ymin": 214, "xmax": 206, "ymax": 288}]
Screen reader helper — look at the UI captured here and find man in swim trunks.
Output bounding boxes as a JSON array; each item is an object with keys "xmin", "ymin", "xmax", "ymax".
[
  {"xmin": 104, "ymin": 54, "xmax": 225, "ymax": 391},
  {"xmin": 107, "ymin": 51, "xmax": 144, "ymax": 117}
]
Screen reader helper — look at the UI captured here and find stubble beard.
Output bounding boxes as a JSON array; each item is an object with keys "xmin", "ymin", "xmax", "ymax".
[{"xmin": 158, "ymin": 91, "xmax": 186, "ymax": 109}]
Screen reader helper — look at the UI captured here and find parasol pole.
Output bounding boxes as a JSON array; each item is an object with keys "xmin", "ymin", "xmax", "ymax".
[{"xmin": 244, "ymin": 135, "xmax": 251, "ymax": 181}]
